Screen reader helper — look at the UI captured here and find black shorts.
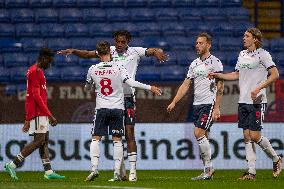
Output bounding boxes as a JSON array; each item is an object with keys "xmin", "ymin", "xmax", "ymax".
[
  {"xmin": 124, "ymin": 96, "xmax": 136, "ymax": 126},
  {"xmin": 238, "ymin": 103, "xmax": 266, "ymax": 131},
  {"xmin": 192, "ymin": 104, "xmax": 214, "ymax": 131},
  {"xmin": 91, "ymin": 108, "xmax": 124, "ymax": 136}
]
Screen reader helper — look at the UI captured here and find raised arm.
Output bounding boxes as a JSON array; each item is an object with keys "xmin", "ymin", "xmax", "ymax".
[
  {"xmin": 167, "ymin": 78, "xmax": 192, "ymax": 113},
  {"xmin": 57, "ymin": 49, "xmax": 98, "ymax": 59},
  {"xmin": 146, "ymin": 48, "xmax": 168, "ymax": 62}
]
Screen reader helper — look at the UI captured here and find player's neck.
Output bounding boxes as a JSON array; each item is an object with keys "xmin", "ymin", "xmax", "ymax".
[
  {"xmin": 100, "ymin": 55, "xmax": 111, "ymax": 62},
  {"xmin": 247, "ymin": 45, "xmax": 257, "ymax": 52},
  {"xmin": 200, "ymin": 52, "xmax": 210, "ymax": 61}
]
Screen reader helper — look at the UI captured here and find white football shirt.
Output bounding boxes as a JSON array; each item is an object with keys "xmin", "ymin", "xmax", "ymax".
[
  {"xmin": 235, "ymin": 48, "xmax": 276, "ymax": 104},
  {"xmin": 186, "ymin": 54, "xmax": 223, "ymax": 105}
]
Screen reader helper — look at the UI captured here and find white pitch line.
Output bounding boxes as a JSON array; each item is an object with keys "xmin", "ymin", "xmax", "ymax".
[{"xmin": 82, "ymin": 186, "xmax": 158, "ymax": 189}]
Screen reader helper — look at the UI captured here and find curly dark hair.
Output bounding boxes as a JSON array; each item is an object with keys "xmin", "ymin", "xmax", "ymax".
[
  {"xmin": 112, "ymin": 30, "xmax": 131, "ymax": 42},
  {"xmin": 37, "ymin": 47, "xmax": 54, "ymax": 62}
]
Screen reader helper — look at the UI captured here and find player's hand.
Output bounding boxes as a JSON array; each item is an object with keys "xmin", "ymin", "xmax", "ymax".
[
  {"xmin": 251, "ymin": 88, "xmax": 260, "ymax": 101},
  {"xmin": 57, "ymin": 49, "xmax": 74, "ymax": 56},
  {"xmin": 48, "ymin": 116, "xmax": 58, "ymax": 127},
  {"xmin": 208, "ymin": 72, "xmax": 217, "ymax": 79},
  {"xmin": 150, "ymin": 86, "xmax": 162, "ymax": 96},
  {"xmin": 22, "ymin": 120, "xmax": 30, "ymax": 133},
  {"xmin": 212, "ymin": 108, "xmax": 221, "ymax": 121},
  {"xmin": 167, "ymin": 102, "xmax": 176, "ymax": 113},
  {"xmin": 154, "ymin": 49, "xmax": 169, "ymax": 63}
]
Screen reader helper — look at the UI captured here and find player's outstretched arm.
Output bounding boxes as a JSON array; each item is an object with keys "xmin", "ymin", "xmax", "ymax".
[
  {"xmin": 125, "ymin": 78, "xmax": 162, "ymax": 96},
  {"xmin": 167, "ymin": 79, "xmax": 191, "ymax": 113},
  {"xmin": 146, "ymin": 48, "xmax": 168, "ymax": 63},
  {"xmin": 57, "ymin": 49, "xmax": 98, "ymax": 59},
  {"xmin": 208, "ymin": 71, "xmax": 239, "ymax": 81}
]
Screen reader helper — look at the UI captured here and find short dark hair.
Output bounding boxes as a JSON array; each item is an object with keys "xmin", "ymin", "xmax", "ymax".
[
  {"xmin": 197, "ymin": 32, "xmax": 212, "ymax": 44},
  {"xmin": 246, "ymin": 27, "xmax": 263, "ymax": 48},
  {"xmin": 96, "ymin": 41, "xmax": 110, "ymax": 56},
  {"xmin": 112, "ymin": 30, "xmax": 131, "ymax": 42},
  {"xmin": 37, "ymin": 48, "xmax": 54, "ymax": 62}
]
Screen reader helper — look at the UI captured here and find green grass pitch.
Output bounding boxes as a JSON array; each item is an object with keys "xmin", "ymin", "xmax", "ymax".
[{"xmin": 0, "ymin": 170, "xmax": 283, "ymax": 189}]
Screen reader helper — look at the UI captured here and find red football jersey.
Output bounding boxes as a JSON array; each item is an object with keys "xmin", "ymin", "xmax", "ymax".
[{"xmin": 25, "ymin": 64, "xmax": 52, "ymax": 121}]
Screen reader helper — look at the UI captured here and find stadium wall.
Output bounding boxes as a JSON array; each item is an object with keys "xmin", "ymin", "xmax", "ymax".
[{"xmin": 0, "ymin": 123, "xmax": 283, "ymax": 171}]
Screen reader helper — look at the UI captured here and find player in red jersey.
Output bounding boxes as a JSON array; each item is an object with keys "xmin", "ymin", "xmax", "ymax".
[{"xmin": 4, "ymin": 48, "xmax": 65, "ymax": 180}]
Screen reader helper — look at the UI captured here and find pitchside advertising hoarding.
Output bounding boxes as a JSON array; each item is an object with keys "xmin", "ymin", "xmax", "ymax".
[{"xmin": 0, "ymin": 123, "xmax": 283, "ymax": 171}]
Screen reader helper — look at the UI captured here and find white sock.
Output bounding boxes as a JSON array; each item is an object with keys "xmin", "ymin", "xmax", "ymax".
[
  {"xmin": 113, "ymin": 141, "xmax": 123, "ymax": 175},
  {"xmin": 45, "ymin": 170, "xmax": 53, "ymax": 175},
  {"xmin": 9, "ymin": 162, "xmax": 17, "ymax": 169},
  {"xmin": 245, "ymin": 141, "xmax": 256, "ymax": 174},
  {"xmin": 257, "ymin": 136, "xmax": 279, "ymax": 162},
  {"xmin": 128, "ymin": 152, "xmax": 137, "ymax": 173},
  {"xmin": 197, "ymin": 136, "xmax": 212, "ymax": 169},
  {"xmin": 90, "ymin": 139, "xmax": 100, "ymax": 172}
]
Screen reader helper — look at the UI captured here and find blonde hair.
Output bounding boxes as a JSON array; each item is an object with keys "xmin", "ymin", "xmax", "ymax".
[{"xmin": 246, "ymin": 28, "xmax": 263, "ymax": 48}]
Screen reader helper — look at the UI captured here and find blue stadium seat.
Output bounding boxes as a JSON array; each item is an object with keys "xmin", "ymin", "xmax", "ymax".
[
  {"xmin": 101, "ymin": 0, "xmax": 124, "ymax": 7},
  {"xmin": 4, "ymin": 53, "xmax": 29, "ymax": 67},
  {"xmin": 47, "ymin": 38, "xmax": 72, "ymax": 51},
  {"xmin": 125, "ymin": 0, "xmax": 147, "ymax": 7},
  {"xmin": 40, "ymin": 24, "xmax": 65, "ymax": 37},
  {"xmin": 53, "ymin": 0, "xmax": 77, "ymax": 7},
  {"xmin": 5, "ymin": 0, "xmax": 29, "ymax": 8},
  {"xmin": 77, "ymin": 0, "xmax": 100, "ymax": 7},
  {"xmin": 35, "ymin": 8, "xmax": 58, "ymax": 23},
  {"xmin": 271, "ymin": 38, "xmax": 284, "ymax": 52},
  {"xmin": 137, "ymin": 22, "xmax": 160, "ymax": 37},
  {"xmin": 136, "ymin": 66, "xmax": 160, "ymax": 81},
  {"xmin": 28, "ymin": 53, "xmax": 38, "ymax": 65},
  {"xmin": 160, "ymin": 66, "xmax": 186, "ymax": 81},
  {"xmin": 17, "ymin": 84, "xmax": 27, "ymax": 92},
  {"xmin": 183, "ymin": 21, "xmax": 204, "ymax": 36},
  {"xmin": 233, "ymin": 21, "xmax": 254, "ymax": 37},
  {"xmin": 166, "ymin": 36, "xmax": 195, "ymax": 51},
  {"xmin": 211, "ymin": 23, "xmax": 234, "ymax": 37},
  {"xmin": 89, "ymin": 23, "xmax": 113, "ymax": 37},
  {"xmin": 112, "ymin": 23, "xmax": 139, "ymax": 37},
  {"xmin": 106, "ymin": 8, "xmax": 130, "ymax": 22},
  {"xmin": 220, "ymin": 0, "xmax": 242, "ymax": 7},
  {"xmin": 65, "ymin": 24, "xmax": 89, "ymax": 37},
  {"xmin": 262, "ymin": 39, "xmax": 270, "ymax": 50},
  {"xmin": 11, "ymin": 9, "xmax": 34, "ymax": 23},
  {"xmin": 139, "ymin": 57, "xmax": 154, "ymax": 66},
  {"xmin": 155, "ymin": 8, "xmax": 179, "ymax": 21},
  {"xmin": 0, "ymin": 0, "xmax": 4, "ymax": 7},
  {"xmin": 141, "ymin": 37, "xmax": 169, "ymax": 50},
  {"xmin": 178, "ymin": 8, "xmax": 202, "ymax": 22},
  {"xmin": 71, "ymin": 38, "xmax": 96, "ymax": 49},
  {"xmin": 224, "ymin": 8, "xmax": 250, "ymax": 21},
  {"xmin": 0, "ymin": 38, "xmax": 22, "ymax": 52},
  {"xmin": 53, "ymin": 54, "xmax": 78, "ymax": 67},
  {"xmin": 83, "ymin": 9, "xmax": 106, "ymax": 22},
  {"xmin": 78, "ymin": 58, "xmax": 100, "ymax": 67},
  {"xmin": 61, "ymin": 67, "xmax": 86, "ymax": 81},
  {"xmin": 225, "ymin": 51, "xmax": 239, "ymax": 66},
  {"xmin": 129, "ymin": 37, "xmax": 143, "ymax": 47},
  {"xmin": 0, "ymin": 9, "xmax": 10, "ymax": 22},
  {"xmin": 0, "ymin": 24, "xmax": 15, "ymax": 37},
  {"xmin": 4, "ymin": 85, "xmax": 17, "ymax": 95},
  {"xmin": 10, "ymin": 67, "xmax": 28, "ymax": 82},
  {"xmin": 0, "ymin": 67, "xmax": 10, "ymax": 82},
  {"xmin": 20, "ymin": 38, "xmax": 46, "ymax": 52},
  {"xmin": 59, "ymin": 8, "xmax": 83, "ymax": 22},
  {"xmin": 148, "ymin": 0, "xmax": 172, "ymax": 7},
  {"xmin": 160, "ymin": 22, "xmax": 185, "ymax": 36},
  {"xmin": 172, "ymin": 0, "xmax": 195, "ymax": 7},
  {"xmin": 16, "ymin": 24, "xmax": 41, "ymax": 37},
  {"xmin": 201, "ymin": 8, "xmax": 227, "ymax": 22},
  {"xmin": 131, "ymin": 8, "xmax": 155, "ymax": 22},
  {"xmin": 45, "ymin": 67, "xmax": 62, "ymax": 81},
  {"xmin": 0, "ymin": 54, "xmax": 3, "ymax": 66},
  {"xmin": 211, "ymin": 51, "xmax": 227, "ymax": 65},
  {"xmin": 219, "ymin": 37, "xmax": 242, "ymax": 51},
  {"xmin": 177, "ymin": 51, "xmax": 197, "ymax": 66},
  {"xmin": 29, "ymin": 0, "xmax": 53, "ymax": 8},
  {"xmin": 195, "ymin": 0, "xmax": 219, "ymax": 7}
]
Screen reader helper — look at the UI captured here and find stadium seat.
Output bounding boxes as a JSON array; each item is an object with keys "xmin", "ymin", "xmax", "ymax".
[
  {"xmin": 20, "ymin": 38, "xmax": 46, "ymax": 52},
  {"xmin": 139, "ymin": 57, "xmax": 154, "ymax": 66},
  {"xmin": 160, "ymin": 22, "xmax": 185, "ymax": 36},
  {"xmin": 0, "ymin": 54, "xmax": 3, "ymax": 66},
  {"xmin": 106, "ymin": 8, "xmax": 130, "ymax": 22},
  {"xmin": 130, "ymin": 8, "xmax": 155, "ymax": 22},
  {"xmin": 0, "ymin": 24, "xmax": 15, "ymax": 37},
  {"xmin": 172, "ymin": 0, "xmax": 195, "ymax": 7},
  {"xmin": 232, "ymin": 21, "xmax": 254, "ymax": 37},
  {"xmin": 53, "ymin": 0, "xmax": 77, "ymax": 7},
  {"xmin": 148, "ymin": 0, "xmax": 172, "ymax": 7},
  {"xmin": 136, "ymin": 66, "xmax": 160, "ymax": 81},
  {"xmin": 211, "ymin": 51, "xmax": 227, "ymax": 65},
  {"xmin": 125, "ymin": 0, "xmax": 147, "ymax": 7},
  {"xmin": 77, "ymin": 0, "xmax": 100, "ymax": 7},
  {"xmin": 178, "ymin": 8, "xmax": 203, "ymax": 22},
  {"xmin": 0, "ymin": 67, "xmax": 10, "ymax": 82},
  {"xmin": 141, "ymin": 37, "xmax": 169, "ymax": 50},
  {"xmin": 71, "ymin": 37, "xmax": 96, "ymax": 49},
  {"xmin": 137, "ymin": 22, "xmax": 160, "ymax": 37},
  {"xmin": 129, "ymin": 37, "xmax": 143, "ymax": 47},
  {"xmin": 211, "ymin": 23, "xmax": 234, "ymax": 37},
  {"xmin": 201, "ymin": 8, "xmax": 227, "ymax": 22},
  {"xmin": 271, "ymin": 38, "xmax": 284, "ymax": 52},
  {"xmin": 53, "ymin": 54, "xmax": 78, "ymax": 67},
  {"xmin": 0, "ymin": 38, "xmax": 22, "ymax": 52},
  {"xmin": 16, "ymin": 24, "xmax": 41, "ymax": 37},
  {"xmin": 35, "ymin": 8, "xmax": 58, "ymax": 23},
  {"xmin": 0, "ymin": 0, "xmax": 4, "ymax": 7},
  {"xmin": 59, "ymin": 8, "xmax": 83, "ymax": 22},
  {"xmin": 4, "ymin": 53, "xmax": 29, "ymax": 67},
  {"xmin": 4, "ymin": 84, "xmax": 17, "ymax": 95},
  {"xmin": 61, "ymin": 67, "xmax": 86, "ymax": 81},
  {"xmin": 28, "ymin": 53, "xmax": 38, "ymax": 65},
  {"xmin": 219, "ymin": 37, "xmax": 242, "ymax": 51},
  {"xmin": 29, "ymin": 0, "xmax": 53, "ymax": 8},
  {"xmin": 225, "ymin": 51, "xmax": 239, "ymax": 66},
  {"xmin": 89, "ymin": 23, "xmax": 113, "ymax": 37},
  {"xmin": 45, "ymin": 67, "xmax": 62, "ymax": 81},
  {"xmin": 47, "ymin": 38, "xmax": 72, "ymax": 51},
  {"xmin": 83, "ymin": 9, "xmax": 107, "ymax": 22},
  {"xmin": 195, "ymin": 0, "xmax": 219, "ymax": 7},
  {"xmin": 160, "ymin": 66, "xmax": 186, "ymax": 81},
  {"xmin": 262, "ymin": 39, "xmax": 270, "ymax": 50},
  {"xmin": 112, "ymin": 23, "xmax": 139, "ymax": 37},
  {"xmin": 78, "ymin": 58, "xmax": 100, "ymax": 67},
  {"xmin": 155, "ymin": 8, "xmax": 179, "ymax": 21},
  {"xmin": 65, "ymin": 24, "xmax": 89, "ymax": 37},
  {"xmin": 0, "ymin": 9, "xmax": 10, "ymax": 22},
  {"xmin": 165, "ymin": 36, "xmax": 195, "ymax": 51},
  {"xmin": 177, "ymin": 51, "xmax": 197, "ymax": 66},
  {"xmin": 5, "ymin": 0, "xmax": 29, "ymax": 8},
  {"xmin": 40, "ymin": 24, "xmax": 65, "ymax": 37},
  {"xmin": 17, "ymin": 84, "xmax": 27, "ymax": 92},
  {"xmin": 220, "ymin": 0, "xmax": 242, "ymax": 7},
  {"xmin": 10, "ymin": 67, "xmax": 28, "ymax": 82},
  {"xmin": 11, "ymin": 9, "xmax": 34, "ymax": 23},
  {"xmin": 224, "ymin": 8, "xmax": 250, "ymax": 22},
  {"xmin": 101, "ymin": 0, "xmax": 124, "ymax": 7}
]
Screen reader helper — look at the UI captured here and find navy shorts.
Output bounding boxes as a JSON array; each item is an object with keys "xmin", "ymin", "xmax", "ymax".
[
  {"xmin": 238, "ymin": 103, "xmax": 266, "ymax": 131},
  {"xmin": 91, "ymin": 108, "xmax": 124, "ymax": 136},
  {"xmin": 192, "ymin": 104, "xmax": 214, "ymax": 131},
  {"xmin": 124, "ymin": 96, "xmax": 136, "ymax": 126}
]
